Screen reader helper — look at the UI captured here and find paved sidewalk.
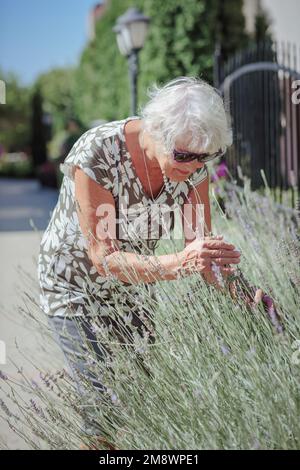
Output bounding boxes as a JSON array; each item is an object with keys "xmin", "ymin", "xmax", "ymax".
[
  {"xmin": 0, "ymin": 178, "xmax": 58, "ymax": 232},
  {"xmin": 0, "ymin": 179, "xmax": 65, "ymax": 449}
]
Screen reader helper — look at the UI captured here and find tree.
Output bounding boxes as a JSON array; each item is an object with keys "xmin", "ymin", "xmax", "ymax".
[
  {"xmin": 30, "ymin": 87, "xmax": 48, "ymax": 169},
  {"xmin": 138, "ymin": 0, "xmax": 220, "ymax": 105},
  {"xmin": 0, "ymin": 69, "xmax": 31, "ymax": 153},
  {"xmin": 35, "ymin": 67, "xmax": 77, "ymax": 134},
  {"xmin": 73, "ymin": 0, "xmax": 133, "ymax": 124},
  {"xmin": 215, "ymin": 0, "xmax": 249, "ymax": 63},
  {"xmin": 254, "ymin": 4, "xmax": 273, "ymax": 44},
  {"xmin": 74, "ymin": 0, "xmax": 220, "ymax": 121}
]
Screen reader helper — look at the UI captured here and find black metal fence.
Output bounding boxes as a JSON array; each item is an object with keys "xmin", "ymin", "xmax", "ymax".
[{"xmin": 214, "ymin": 40, "xmax": 300, "ymax": 208}]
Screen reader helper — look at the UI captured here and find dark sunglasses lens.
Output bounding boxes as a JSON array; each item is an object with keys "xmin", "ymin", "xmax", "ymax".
[
  {"xmin": 174, "ymin": 153, "xmax": 196, "ymax": 162},
  {"xmin": 174, "ymin": 149, "xmax": 224, "ymax": 163}
]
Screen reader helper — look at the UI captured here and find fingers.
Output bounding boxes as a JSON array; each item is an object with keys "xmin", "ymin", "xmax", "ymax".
[
  {"xmin": 213, "ymin": 257, "xmax": 241, "ymax": 265},
  {"xmin": 220, "ymin": 266, "xmax": 237, "ymax": 273},
  {"xmin": 197, "ymin": 254, "xmax": 241, "ymax": 268},
  {"xmin": 204, "ymin": 249, "xmax": 241, "ymax": 259},
  {"xmin": 203, "ymin": 239, "xmax": 236, "ymax": 250},
  {"xmin": 191, "ymin": 235, "xmax": 238, "ymax": 252}
]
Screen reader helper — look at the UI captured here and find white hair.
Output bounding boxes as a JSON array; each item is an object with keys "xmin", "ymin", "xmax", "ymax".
[{"xmin": 139, "ymin": 76, "xmax": 233, "ymax": 154}]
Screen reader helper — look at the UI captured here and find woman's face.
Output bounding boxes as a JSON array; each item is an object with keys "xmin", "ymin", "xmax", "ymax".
[{"xmin": 154, "ymin": 138, "xmax": 205, "ymax": 182}]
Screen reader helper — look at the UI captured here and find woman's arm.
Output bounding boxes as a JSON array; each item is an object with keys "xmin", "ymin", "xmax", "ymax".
[
  {"xmin": 74, "ymin": 168, "xmax": 238, "ymax": 286},
  {"xmin": 91, "ymin": 249, "xmax": 185, "ymax": 284},
  {"xmin": 74, "ymin": 167, "xmax": 185, "ymax": 284}
]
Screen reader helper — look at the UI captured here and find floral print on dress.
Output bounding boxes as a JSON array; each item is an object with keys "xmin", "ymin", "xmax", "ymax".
[{"xmin": 38, "ymin": 116, "xmax": 208, "ymax": 319}]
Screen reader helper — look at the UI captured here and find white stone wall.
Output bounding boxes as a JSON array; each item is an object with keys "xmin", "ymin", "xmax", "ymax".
[
  {"xmin": 243, "ymin": 0, "xmax": 300, "ymax": 45},
  {"xmin": 262, "ymin": 0, "xmax": 300, "ymax": 45}
]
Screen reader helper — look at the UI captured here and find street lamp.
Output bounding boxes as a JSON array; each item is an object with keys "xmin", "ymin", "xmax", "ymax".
[{"xmin": 113, "ymin": 8, "xmax": 150, "ymax": 115}]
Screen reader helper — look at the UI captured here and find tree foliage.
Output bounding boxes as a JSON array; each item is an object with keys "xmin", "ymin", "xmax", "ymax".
[
  {"xmin": 254, "ymin": 6, "xmax": 273, "ymax": 43},
  {"xmin": 30, "ymin": 87, "xmax": 48, "ymax": 168},
  {"xmin": 35, "ymin": 68, "xmax": 77, "ymax": 134},
  {"xmin": 74, "ymin": 0, "xmax": 250, "ymax": 122},
  {"xmin": 137, "ymin": 0, "xmax": 219, "ymax": 103},
  {"xmin": 0, "ymin": 70, "xmax": 32, "ymax": 152},
  {"xmin": 73, "ymin": 0, "xmax": 133, "ymax": 124},
  {"xmin": 2, "ymin": 1, "xmax": 251, "ymax": 151},
  {"xmin": 73, "ymin": 0, "xmax": 221, "ymax": 122},
  {"xmin": 216, "ymin": 0, "xmax": 249, "ymax": 62}
]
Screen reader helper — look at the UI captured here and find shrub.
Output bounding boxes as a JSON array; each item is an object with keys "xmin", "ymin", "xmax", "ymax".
[{"xmin": 0, "ymin": 177, "xmax": 299, "ymax": 450}]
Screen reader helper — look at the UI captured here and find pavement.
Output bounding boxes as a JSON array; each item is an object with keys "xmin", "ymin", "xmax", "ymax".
[
  {"xmin": 0, "ymin": 178, "xmax": 59, "ymax": 231},
  {"xmin": 0, "ymin": 178, "xmax": 66, "ymax": 449}
]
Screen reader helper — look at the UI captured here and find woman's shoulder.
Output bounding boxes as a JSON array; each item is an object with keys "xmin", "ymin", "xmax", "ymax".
[
  {"xmin": 69, "ymin": 117, "xmax": 141, "ymax": 155},
  {"xmin": 59, "ymin": 118, "xmax": 133, "ymax": 189}
]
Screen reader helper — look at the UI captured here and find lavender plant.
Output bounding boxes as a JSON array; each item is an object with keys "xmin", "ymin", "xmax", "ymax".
[{"xmin": 0, "ymin": 175, "xmax": 299, "ymax": 450}]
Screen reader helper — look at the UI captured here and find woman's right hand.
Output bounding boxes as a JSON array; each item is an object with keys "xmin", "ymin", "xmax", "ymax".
[{"xmin": 179, "ymin": 235, "xmax": 241, "ymax": 288}]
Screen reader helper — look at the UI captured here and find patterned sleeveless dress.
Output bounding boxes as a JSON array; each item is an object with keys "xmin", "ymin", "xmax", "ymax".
[{"xmin": 37, "ymin": 116, "xmax": 208, "ymax": 330}]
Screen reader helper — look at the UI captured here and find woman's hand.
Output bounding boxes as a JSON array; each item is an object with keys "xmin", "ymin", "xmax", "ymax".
[{"xmin": 180, "ymin": 235, "xmax": 241, "ymax": 289}]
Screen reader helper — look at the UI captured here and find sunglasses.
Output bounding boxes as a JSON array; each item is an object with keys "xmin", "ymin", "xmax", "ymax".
[{"xmin": 172, "ymin": 147, "xmax": 225, "ymax": 163}]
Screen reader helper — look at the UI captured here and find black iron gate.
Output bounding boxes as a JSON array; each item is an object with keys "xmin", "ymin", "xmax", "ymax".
[{"xmin": 215, "ymin": 40, "xmax": 300, "ymax": 208}]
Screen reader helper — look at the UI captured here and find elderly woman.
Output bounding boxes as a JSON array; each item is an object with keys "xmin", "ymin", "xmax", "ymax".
[{"xmin": 38, "ymin": 76, "xmax": 242, "ymax": 447}]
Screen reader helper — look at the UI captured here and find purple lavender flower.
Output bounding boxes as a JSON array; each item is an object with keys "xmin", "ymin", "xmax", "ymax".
[
  {"xmin": 31, "ymin": 379, "xmax": 39, "ymax": 388},
  {"xmin": 217, "ymin": 337, "xmax": 231, "ymax": 356},
  {"xmin": 211, "ymin": 162, "xmax": 228, "ymax": 182},
  {"xmin": 0, "ymin": 399, "xmax": 13, "ymax": 418},
  {"xmin": 216, "ymin": 162, "xmax": 228, "ymax": 178},
  {"xmin": 220, "ymin": 344, "xmax": 231, "ymax": 356},
  {"xmin": 261, "ymin": 294, "xmax": 285, "ymax": 334},
  {"xmin": 0, "ymin": 370, "xmax": 8, "ymax": 380},
  {"xmin": 30, "ymin": 398, "xmax": 46, "ymax": 419}
]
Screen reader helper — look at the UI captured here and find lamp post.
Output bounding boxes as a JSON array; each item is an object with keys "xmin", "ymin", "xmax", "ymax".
[{"xmin": 113, "ymin": 8, "xmax": 150, "ymax": 116}]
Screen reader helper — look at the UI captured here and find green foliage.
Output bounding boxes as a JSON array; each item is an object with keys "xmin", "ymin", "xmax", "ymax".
[
  {"xmin": 137, "ymin": 0, "xmax": 219, "ymax": 104},
  {"xmin": 30, "ymin": 88, "xmax": 48, "ymax": 168},
  {"xmin": 216, "ymin": 0, "xmax": 249, "ymax": 62},
  {"xmin": 254, "ymin": 8, "xmax": 273, "ymax": 43},
  {"xmin": 0, "ymin": 69, "xmax": 32, "ymax": 152},
  {"xmin": 36, "ymin": 68, "xmax": 77, "ymax": 134},
  {"xmin": 74, "ymin": 0, "xmax": 221, "ymax": 121},
  {"xmin": 0, "ymin": 158, "xmax": 33, "ymax": 178},
  {"xmin": 2, "ymin": 1, "xmax": 251, "ymax": 151},
  {"xmin": 73, "ymin": 0, "xmax": 133, "ymax": 123},
  {"xmin": 48, "ymin": 129, "xmax": 68, "ymax": 160},
  {"xmin": 73, "ymin": 0, "xmax": 251, "ymax": 120}
]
